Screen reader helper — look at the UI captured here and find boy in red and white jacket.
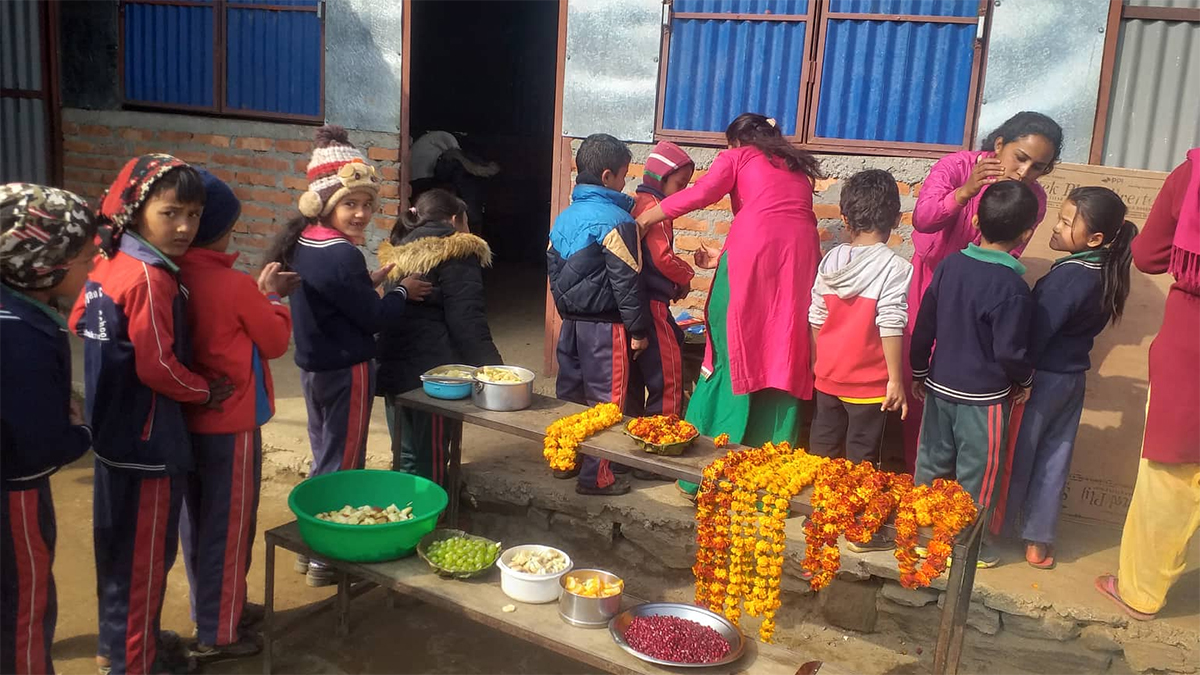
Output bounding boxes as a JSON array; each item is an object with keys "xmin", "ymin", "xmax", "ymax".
[
  {"xmin": 176, "ymin": 170, "xmax": 296, "ymax": 661},
  {"xmin": 629, "ymin": 141, "xmax": 695, "ymax": 420},
  {"xmin": 809, "ymin": 170, "xmax": 912, "ymax": 493}
]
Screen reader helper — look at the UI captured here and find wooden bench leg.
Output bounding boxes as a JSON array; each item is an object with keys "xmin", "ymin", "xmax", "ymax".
[
  {"xmin": 336, "ymin": 573, "xmax": 351, "ymax": 637},
  {"xmin": 263, "ymin": 539, "xmax": 276, "ymax": 675},
  {"xmin": 446, "ymin": 419, "xmax": 464, "ymax": 527},
  {"xmin": 933, "ymin": 517, "xmax": 984, "ymax": 675}
]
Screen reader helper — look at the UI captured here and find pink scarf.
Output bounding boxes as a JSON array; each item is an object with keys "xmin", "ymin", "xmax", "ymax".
[{"xmin": 1169, "ymin": 148, "xmax": 1200, "ymax": 288}]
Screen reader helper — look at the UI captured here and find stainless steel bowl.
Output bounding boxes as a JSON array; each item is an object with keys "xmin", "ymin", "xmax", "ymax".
[
  {"xmin": 471, "ymin": 366, "xmax": 535, "ymax": 412},
  {"xmin": 558, "ymin": 569, "xmax": 623, "ymax": 628},
  {"xmin": 608, "ymin": 602, "xmax": 746, "ymax": 668}
]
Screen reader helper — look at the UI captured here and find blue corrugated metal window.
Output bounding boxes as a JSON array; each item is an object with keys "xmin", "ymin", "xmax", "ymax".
[
  {"xmin": 658, "ymin": 0, "xmax": 987, "ymax": 154},
  {"xmin": 120, "ymin": 0, "xmax": 323, "ymax": 120}
]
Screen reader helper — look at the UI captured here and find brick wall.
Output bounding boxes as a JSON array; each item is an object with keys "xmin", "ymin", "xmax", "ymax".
[
  {"xmin": 60, "ymin": 108, "xmax": 402, "ymax": 271},
  {"xmin": 568, "ymin": 139, "xmax": 935, "ymax": 315}
]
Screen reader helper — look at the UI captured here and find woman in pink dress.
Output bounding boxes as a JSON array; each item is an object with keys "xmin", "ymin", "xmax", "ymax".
[
  {"xmin": 903, "ymin": 111, "xmax": 1064, "ymax": 472},
  {"xmin": 635, "ymin": 113, "xmax": 822, "ymax": 494}
]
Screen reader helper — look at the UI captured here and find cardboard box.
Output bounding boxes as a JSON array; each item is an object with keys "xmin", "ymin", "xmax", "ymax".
[{"xmin": 1020, "ymin": 162, "xmax": 1172, "ymax": 528}]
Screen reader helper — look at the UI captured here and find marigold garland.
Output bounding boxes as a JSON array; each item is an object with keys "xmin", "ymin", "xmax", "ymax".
[
  {"xmin": 542, "ymin": 402, "xmax": 623, "ymax": 471},
  {"xmin": 693, "ymin": 441, "xmax": 977, "ymax": 642}
]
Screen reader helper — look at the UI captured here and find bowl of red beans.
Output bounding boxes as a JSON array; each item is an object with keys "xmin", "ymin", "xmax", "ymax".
[{"xmin": 608, "ymin": 602, "xmax": 745, "ymax": 667}]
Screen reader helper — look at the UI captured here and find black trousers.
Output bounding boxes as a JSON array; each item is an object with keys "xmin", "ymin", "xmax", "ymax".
[{"xmin": 808, "ymin": 390, "xmax": 888, "ymax": 466}]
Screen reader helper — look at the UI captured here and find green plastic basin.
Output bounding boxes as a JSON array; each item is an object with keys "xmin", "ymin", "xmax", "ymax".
[{"xmin": 288, "ymin": 470, "xmax": 448, "ymax": 562}]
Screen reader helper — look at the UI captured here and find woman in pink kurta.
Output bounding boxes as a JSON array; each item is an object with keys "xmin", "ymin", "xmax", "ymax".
[
  {"xmin": 903, "ymin": 112, "xmax": 1063, "ymax": 471},
  {"xmin": 636, "ymin": 115, "xmax": 822, "ymax": 485}
]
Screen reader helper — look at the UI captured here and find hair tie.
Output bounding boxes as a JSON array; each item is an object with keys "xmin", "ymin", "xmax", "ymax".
[
  {"xmin": 408, "ymin": 206, "xmax": 418, "ymax": 215},
  {"xmin": 766, "ymin": 117, "xmax": 777, "ymax": 128}
]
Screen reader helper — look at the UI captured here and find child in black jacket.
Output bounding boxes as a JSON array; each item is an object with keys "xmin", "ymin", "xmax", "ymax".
[
  {"xmin": 376, "ymin": 189, "xmax": 502, "ymax": 483},
  {"xmin": 911, "ymin": 180, "xmax": 1039, "ymax": 568}
]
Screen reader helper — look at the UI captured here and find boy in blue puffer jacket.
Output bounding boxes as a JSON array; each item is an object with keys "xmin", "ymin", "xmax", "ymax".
[{"xmin": 548, "ymin": 133, "xmax": 650, "ymax": 496}]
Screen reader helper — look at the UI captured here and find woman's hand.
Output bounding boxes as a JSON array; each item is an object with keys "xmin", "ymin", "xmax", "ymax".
[
  {"xmin": 694, "ymin": 245, "xmax": 722, "ymax": 270},
  {"xmin": 635, "ymin": 205, "xmax": 667, "ymax": 238},
  {"xmin": 955, "ymin": 155, "xmax": 1006, "ymax": 205}
]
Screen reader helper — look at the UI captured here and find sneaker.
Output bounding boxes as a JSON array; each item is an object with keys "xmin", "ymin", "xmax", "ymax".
[
  {"xmin": 294, "ymin": 554, "xmax": 310, "ymax": 574},
  {"xmin": 189, "ymin": 634, "xmax": 262, "ymax": 662},
  {"xmin": 552, "ymin": 467, "xmax": 581, "ymax": 480},
  {"xmin": 306, "ymin": 561, "xmax": 336, "ymax": 587},
  {"xmin": 847, "ymin": 534, "xmax": 895, "ymax": 553},
  {"xmin": 240, "ymin": 601, "xmax": 265, "ymax": 630},
  {"xmin": 631, "ymin": 469, "xmax": 668, "ymax": 481},
  {"xmin": 575, "ymin": 477, "xmax": 632, "ymax": 496},
  {"xmin": 948, "ymin": 543, "xmax": 1000, "ymax": 569}
]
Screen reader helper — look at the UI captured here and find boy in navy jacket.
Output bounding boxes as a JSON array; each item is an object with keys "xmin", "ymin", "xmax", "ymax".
[
  {"xmin": 1, "ymin": 184, "xmax": 98, "ymax": 675},
  {"xmin": 910, "ymin": 180, "xmax": 1038, "ymax": 567},
  {"xmin": 70, "ymin": 156, "xmax": 233, "ymax": 674},
  {"xmin": 548, "ymin": 133, "xmax": 650, "ymax": 496}
]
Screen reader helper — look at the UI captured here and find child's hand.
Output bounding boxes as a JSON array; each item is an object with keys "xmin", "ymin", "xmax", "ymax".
[
  {"xmin": 630, "ymin": 337, "xmax": 649, "ymax": 359},
  {"xmin": 205, "ymin": 377, "xmax": 235, "ymax": 410},
  {"xmin": 370, "ymin": 264, "xmax": 396, "ymax": 288},
  {"xmin": 69, "ymin": 398, "xmax": 86, "ymax": 426},
  {"xmin": 911, "ymin": 380, "xmax": 927, "ymax": 403},
  {"xmin": 400, "ymin": 274, "xmax": 433, "ymax": 301},
  {"xmin": 694, "ymin": 245, "xmax": 722, "ymax": 270},
  {"xmin": 883, "ymin": 380, "xmax": 908, "ymax": 420},
  {"xmin": 956, "ymin": 156, "xmax": 1006, "ymax": 204},
  {"xmin": 1012, "ymin": 385, "xmax": 1031, "ymax": 406},
  {"xmin": 258, "ymin": 262, "xmax": 301, "ymax": 297}
]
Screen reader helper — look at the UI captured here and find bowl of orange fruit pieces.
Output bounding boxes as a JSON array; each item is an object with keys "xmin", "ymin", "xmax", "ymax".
[
  {"xmin": 625, "ymin": 415, "xmax": 700, "ymax": 456},
  {"xmin": 559, "ymin": 569, "xmax": 624, "ymax": 628}
]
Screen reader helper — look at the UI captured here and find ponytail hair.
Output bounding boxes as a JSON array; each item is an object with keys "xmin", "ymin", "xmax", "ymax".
[
  {"xmin": 1068, "ymin": 186, "xmax": 1139, "ymax": 323},
  {"xmin": 725, "ymin": 113, "xmax": 823, "ymax": 181},
  {"xmin": 266, "ymin": 213, "xmax": 313, "ymax": 268},
  {"xmin": 390, "ymin": 188, "xmax": 468, "ymax": 245}
]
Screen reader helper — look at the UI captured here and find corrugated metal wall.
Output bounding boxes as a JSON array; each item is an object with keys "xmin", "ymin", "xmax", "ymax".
[
  {"xmin": 123, "ymin": 2, "xmax": 215, "ymax": 107},
  {"xmin": 1102, "ymin": 12, "xmax": 1200, "ymax": 171},
  {"xmin": 0, "ymin": 0, "xmax": 48, "ymax": 184},
  {"xmin": 225, "ymin": 1, "xmax": 322, "ymax": 116},
  {"xmin": 814, "ymin": 19, "xmax": 975, "ymax": 144},
  {"xmin": 662, "ymin": 0, "xmax": 810, "ymax": 134}
]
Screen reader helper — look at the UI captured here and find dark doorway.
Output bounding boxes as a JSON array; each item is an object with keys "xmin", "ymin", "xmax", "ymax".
[{"xmin": 408, "ymin": 0, "xmax": 559, "ymax": 270}]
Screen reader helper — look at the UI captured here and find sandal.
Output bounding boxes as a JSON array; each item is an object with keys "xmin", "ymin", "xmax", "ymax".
[
  {"xmin": 1025, "ymin": 542, "xmax": 1056, "ymax": 570},
  {"xmin": 1094, "ymin": 574, "xmax": 1156, "ymax": 621}
]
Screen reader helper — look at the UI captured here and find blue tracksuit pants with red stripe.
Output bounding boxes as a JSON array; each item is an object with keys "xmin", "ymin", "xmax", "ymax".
[
  {"xmin": 556, "ymin": 319, "xmax": 630, "ymax": 489},
  {"xmin": 179, "ymin": 430, "xmax": 262, "ymax": 646},
  {"xmin": 626, "ymin": 300, "xmax": 685, "ymax": 418},
  {"xmin": 94, "ymin": 462, "xmax": 184, "ymax": 675},
  {"xmin": 914, "ymin": 394, "xmax": 1011, "ymax": 515},
  {"xmin": 300, "ymin": 361, "xmax": 376, "ymax": 477},
  {"xmin": 1, "ymin": 481, "xmax": 57, "ymax": 675}
]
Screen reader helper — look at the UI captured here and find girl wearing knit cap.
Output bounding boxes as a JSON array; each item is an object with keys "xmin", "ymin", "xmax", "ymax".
[
  {"xmin": 1, "ymin": 183, "xmax": 98, "ymax": 675},
  {"xmin": 628, "ymin": 142, "xmax": 694, "ymax": 430},
  {"xmin": 266, "ymin": 126, "xmax": 430, "ymax": 587},
  {"xmin": 176, "ymin": 169, "xmax": 297, "ymax": 660},
  {"xmin": 70, "ymin": 155, "xmax": 233, "ymax": 675}
]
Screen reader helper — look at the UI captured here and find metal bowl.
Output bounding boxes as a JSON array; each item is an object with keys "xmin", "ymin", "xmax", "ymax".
[
  {"xmin": 472, "ymin": 366, "xmax": 535, "ymax": 412},
  {"xmin": 558, "ymin": 569, "xmax": 623, "ymax": 628},
  {"xmin": 608, "ymin": 602, "xmax": 746, "ymax": 668}
]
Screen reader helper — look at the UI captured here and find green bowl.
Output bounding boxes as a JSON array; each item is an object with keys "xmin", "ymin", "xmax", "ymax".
[
  {"xmin": 417, "ymin": 529, "xmax": 502, "ymax": 579},
  {"xmin": 288, "ymin": 470, "xmax": 448, "ymax": 563}
]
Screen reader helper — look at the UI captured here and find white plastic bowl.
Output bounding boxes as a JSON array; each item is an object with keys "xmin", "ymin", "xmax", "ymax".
[{"xmin": 495, "ymin": 544, "xmax": 573, "ymax": 604}]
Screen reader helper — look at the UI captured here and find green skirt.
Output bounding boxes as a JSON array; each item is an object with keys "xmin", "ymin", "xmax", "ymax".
[{"xmin": 679, "ymin": 260, "xmax": 802, "ymax": 494}]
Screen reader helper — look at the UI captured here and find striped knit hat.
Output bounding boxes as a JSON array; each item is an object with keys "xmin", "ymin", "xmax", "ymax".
[
  {"xmin": 298, "ymin": 125, "xmax": 381, "ymax": 219},
  {"xmin": 642, "ymin": 141, "xmax": 694, "ymax": 193}
]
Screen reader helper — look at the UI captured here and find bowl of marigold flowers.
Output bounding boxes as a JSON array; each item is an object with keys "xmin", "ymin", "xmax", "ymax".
[{"xmin": 625, "ymin": 415, "xmax": 700, "ymax": 456}]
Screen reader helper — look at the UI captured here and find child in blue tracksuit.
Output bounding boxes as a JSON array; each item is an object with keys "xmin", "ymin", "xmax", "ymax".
[
  {"xmin": 547, "ymin": 133, "xmax": 650, "ymax": 496},
  {"xmin": 1002, "ymin": 187, "xmax": 1138, "ymax": 569},
  {"xmin": 911, "ymin": 180, "xmax": 1040, "ymax": 568},
  {"xmin": 267, "ymin": 126, "xmax": 430, "ymax": 586},
  {"xmin": 1, "ymin": 184, "xmax": 98, "ymax": 675},
  {"xmin": 71, "ymin": 156, "xmax": 234, "ymax": 675}
]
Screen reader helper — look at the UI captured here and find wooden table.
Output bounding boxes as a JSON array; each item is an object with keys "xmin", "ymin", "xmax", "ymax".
[
  {"xmin": 391, "ymin": 390, "xmax": 983, "ymax": 674},
  {"xmin": 263, "ymin": 521, "xmax": 835, "ymax": 675}
]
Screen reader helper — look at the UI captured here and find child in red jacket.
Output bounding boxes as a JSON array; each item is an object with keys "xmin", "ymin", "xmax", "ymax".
[
  {"xmin": 71, "ymin": 155, "xmax": 234, "ymax": 675},
  {"xmin": 176, "ymin": 170, "xmax": 296, "ymax": 661},
  {"xmin": 629, "ymin": 141, "xmax": 695, "ymax": 423}
]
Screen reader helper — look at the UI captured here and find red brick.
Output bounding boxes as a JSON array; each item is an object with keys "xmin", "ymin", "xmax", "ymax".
[
  {"xmin": 675, "ymin": 235, "xmax": 701, "ymax": 252},
  {"xmin": 249, "ymin": 188, "xmax": 294, "ymax": 206},
  {"xmin": 900, "ymin": 212, "xmax": 913, "ymax": 226},
  {"xmin": 233, "ymin": 234, "xmax": 269, "ymax": 249},
  {"xmin": 818, "ymin": 226, "xmax": 834, "ymax": 242},
  {"xmin": 235, "ymin": 171, "xmax": 278, "ymax": 187},
  {"xmin": 244, "ymin": 220, "xmax": 278, "ymax": 236},
  {"xmin": 626, "ymin": 163, "xmax": 644, "ymax": 179},
  {"xmin": 813, "ymin": 203, "xmax": 841, "ymax": 220},
  {"xmin": 714, "ymin": 221, "xmax": 731, "ymax": 235},
  {"xmin": 814, "ymin": 177, "xmax": 837, "ymax": 192},
  {"xmin": 888, "ymin": 232, "xmax": 904, "ymax": 248},
  {"xmin": 234, "ymin": 137, "xmax": 274, "ymax": 151},
  {"xmin": 233, "ymin": 221, "xmax": 253, "ymax": 234},
  {"xmin": 380, "ymin": 166, "xmax": 400, "ymax": 181},
  {"xmin": 65, "ymin": 167, "xmax": 107, "ymax": 183},
  {"xmin": 381, "ymin": 202, "xmax": 400, "ymax": 216},
  {"xmin": 912, "ymin": 182, "xmax": 923, "ymax": 197},
  {"xmin": 67, "ymin": 154, "xmax": 125, "ymax": 171},
  {"xmin": 294, "ymin": 158, "xmax": 310, "ymax": 173},
  {"xmin": 63, "ymin": 140, "xmax": 96, "ymax": 154},
  {"xmin": 193, "ymin": 134, "xmax": 230, "ymax": 148},
  {"xmin": 274, "ymin": 139, "xmax": 310, "ymax": 154},
  {"xmin": 61, "ymin": 122, "xmax": 79, "ymax": 135},
  {"xmin": 209, "ymin": 168, "xmax": 236, "ymax": 183},
  {"xmin": 896, "ymin": 182, "xmax": 911, "ymax": 196},
  {"xmin": 157, "ymin": 130, "xmax": 193, "ymax": 143},
  {"xmin": 173, "ymin": 150, "xmax": 210, "ymax": 164},
  {"xmin": 379, "ymin": 183, "xmax": 400, "ymax": 199},
  {"xmin": 210, "ymin": 153, "xmax": 254, "ymax": 168},
  {"xmin": 690, "ymin": 275, "xmax": 713, "ymax": 292},
  {"xmin": 253, "ymin": 156, "xmax": 290, "ymax": 172},
  {"xmin": 700, "ymin": 237, "xmax": 722, "ymax": 249},
  {"xmin": 367, "ymin": 146, "xmax": 400, "ymax": 162},
  {"xmin": 120, "ymin": 129, "xmax": 153, "ymax": 141},
  {"xmin": 240, "ymin": 203, "xmax": 276, "ymax": 220},
  {"xmin": 233, "ymin": 187, "xmax": 255, "ymax": 202},
  {"xmin": 79, "ymin": 124, "xmax": 112, "ymax": 137},
  {"xmin": 705, "ymin": 196, "xmax": 732, "ymax": 212},
  {"xmin": 283, "ymin": 176, "xmax": 310, "ymax": 191},
  {"xmin": 674, "ymin": 216, "xmax": 708, "ymax": 232}
]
